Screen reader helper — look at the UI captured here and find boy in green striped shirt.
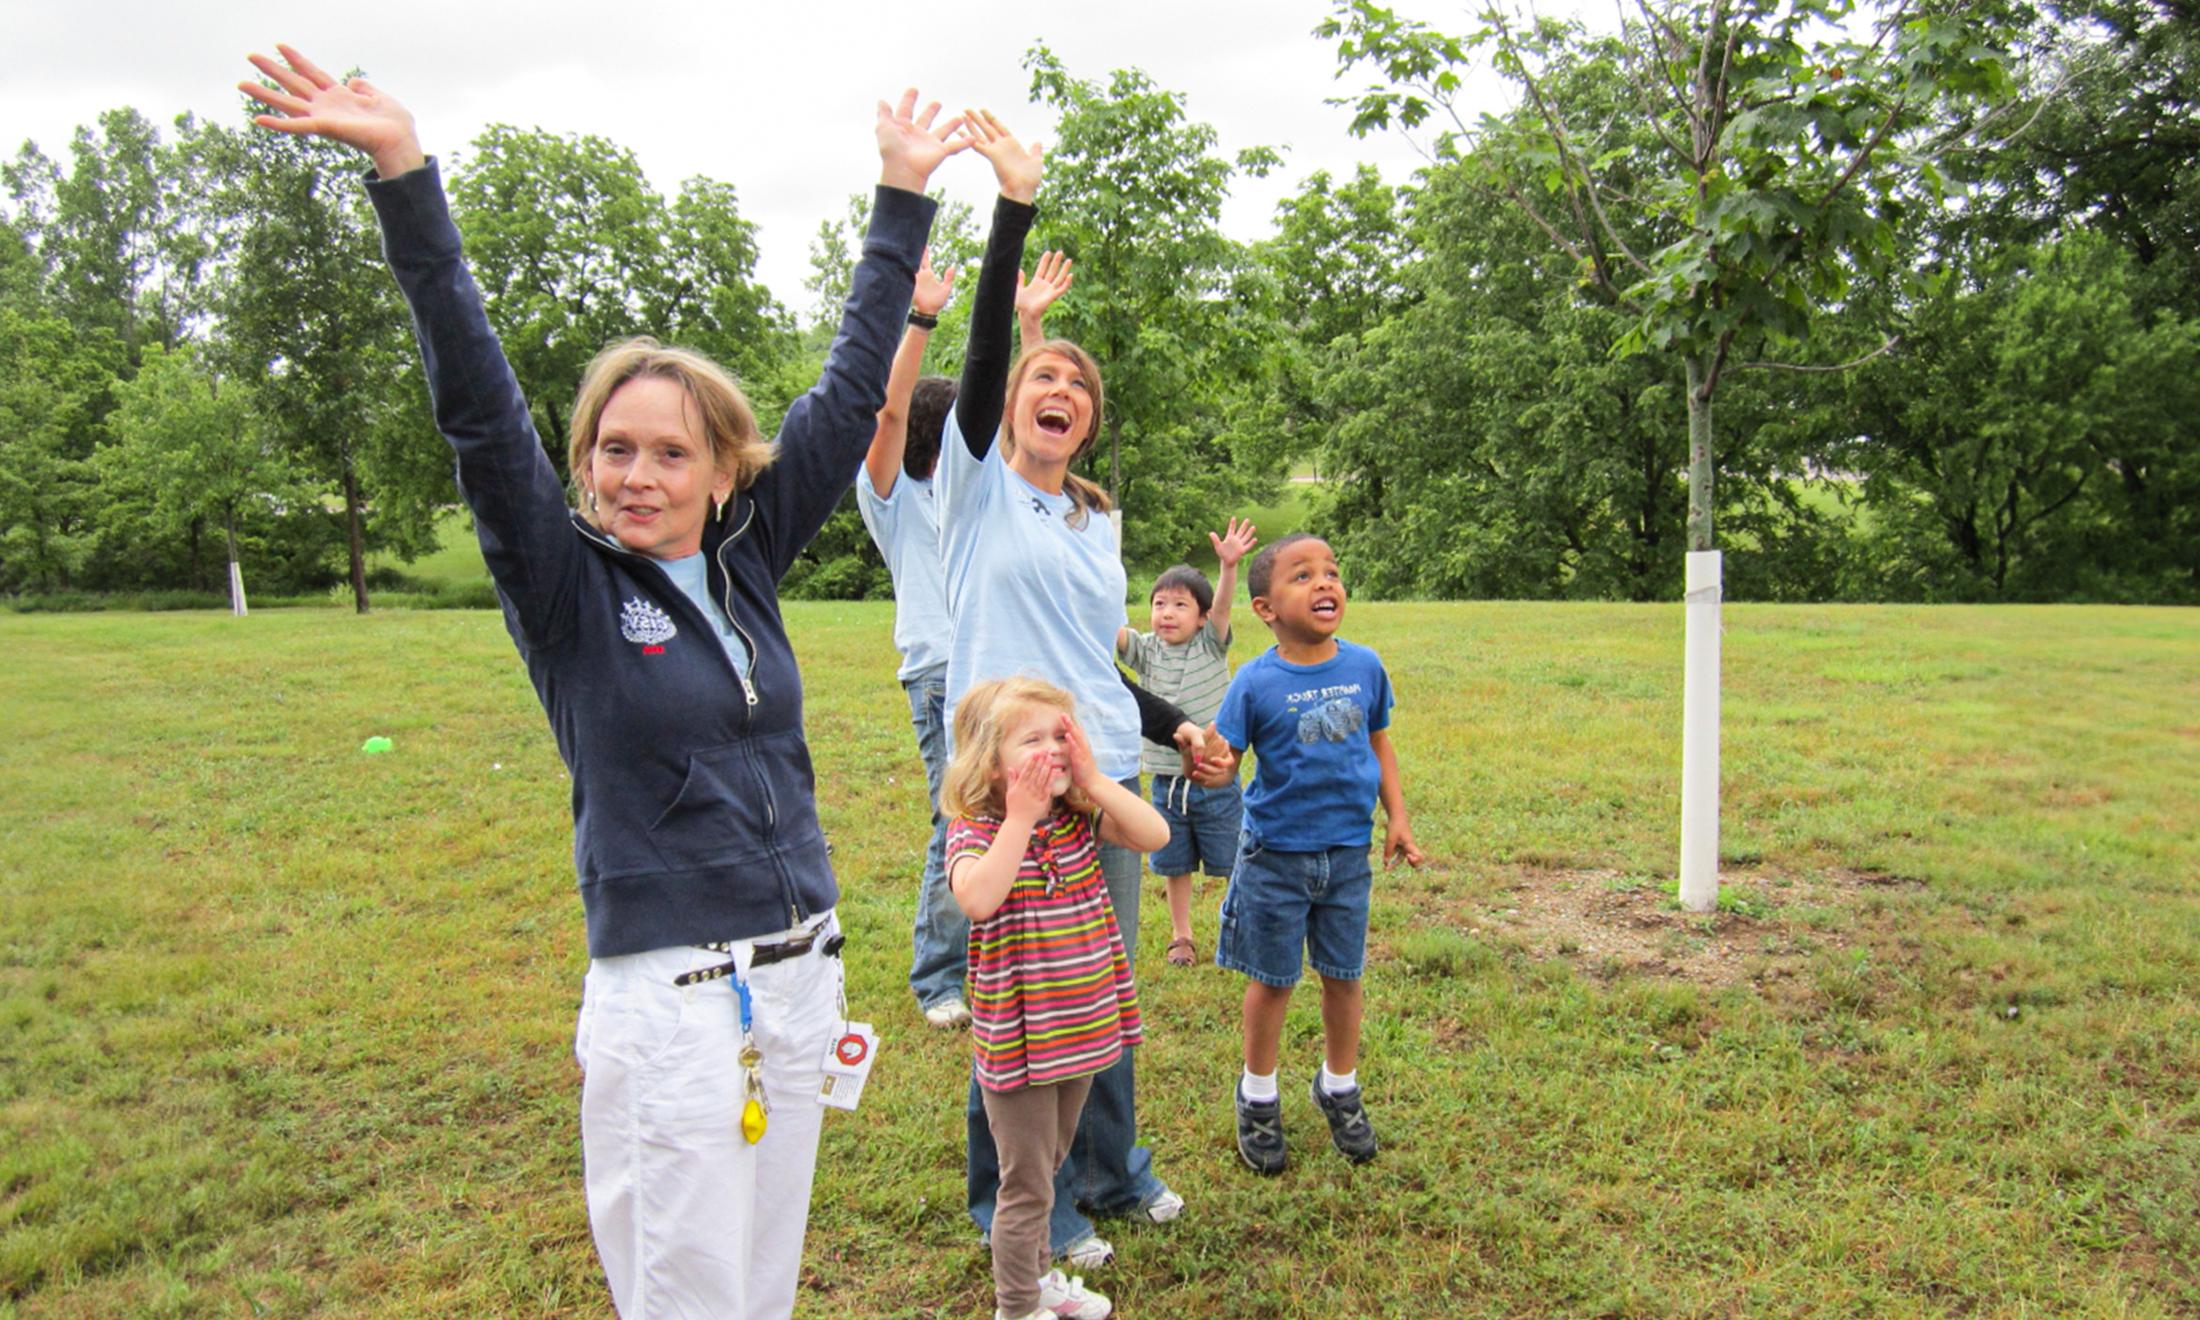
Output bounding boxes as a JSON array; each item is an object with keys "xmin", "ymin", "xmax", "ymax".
[{"xmin": 1115, "ymin": 518, "xmax": 1258, "ymax": 968}]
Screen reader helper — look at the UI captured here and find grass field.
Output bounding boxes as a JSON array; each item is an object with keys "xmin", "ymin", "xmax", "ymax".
[{"xmin": 3, "ymin": 602, "xmax": 2196, "ymax": 1317}]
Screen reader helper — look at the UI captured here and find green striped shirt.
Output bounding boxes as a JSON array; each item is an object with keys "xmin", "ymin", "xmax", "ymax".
[{"xmin": 1119, "ymin": 624, "xmax": 1234, "ymax": 778}]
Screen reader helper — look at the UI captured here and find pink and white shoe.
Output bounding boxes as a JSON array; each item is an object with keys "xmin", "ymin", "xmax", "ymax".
[{"xmin": 1039, "ymin": 1268, "xmax": 1113, "ymax": 1319}]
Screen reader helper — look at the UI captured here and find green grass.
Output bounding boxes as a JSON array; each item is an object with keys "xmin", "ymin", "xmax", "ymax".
[{"xmin": 3, "ymin": 602, "xmax": 2196, "ymax": 1317}]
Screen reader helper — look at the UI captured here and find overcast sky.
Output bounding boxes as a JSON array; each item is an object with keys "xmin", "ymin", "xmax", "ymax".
[{"xmin": 1, "ymin": 0, "xmax": 1602, "ymax": 312}]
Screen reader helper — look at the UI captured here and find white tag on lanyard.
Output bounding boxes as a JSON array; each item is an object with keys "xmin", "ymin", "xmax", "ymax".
[{"xmin": 817, "ymin": 1020, "xmax": 877, "ymax": 1110}]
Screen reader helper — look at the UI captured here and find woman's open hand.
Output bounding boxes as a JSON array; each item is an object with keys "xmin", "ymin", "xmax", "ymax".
[
  {"xmin": 876, "ymin": 90, "xmax": 967, "ymax": 194},
  {"xmin": 959, "ymin": 109, "xmax": 1042, "ymax": 204},
  {"xmin": 240, "ymin": 44, "xmax": 423, "ymax": 179}
]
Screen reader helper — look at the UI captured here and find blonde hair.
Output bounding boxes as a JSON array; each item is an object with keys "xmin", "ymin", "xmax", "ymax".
[
  {"xmin": 567, "ymin": 337, "xmax": 777, "ymax": 523},
  {"xmin": 940, "ymin": 677, "xmax": 1099, "ymax": 821},
  {"xmin": 1002, "ymin": 339, "xmax": 1111, "ymax": 530}
]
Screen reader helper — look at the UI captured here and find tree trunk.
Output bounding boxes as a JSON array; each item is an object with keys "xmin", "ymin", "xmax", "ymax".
[
  {"xmin": 1684, "ymin": 353, "xmax": 1715, "ymax": 552},
  {"xmin": 343, "ymin": 462, "xmax": 369, "ymax": 614}
]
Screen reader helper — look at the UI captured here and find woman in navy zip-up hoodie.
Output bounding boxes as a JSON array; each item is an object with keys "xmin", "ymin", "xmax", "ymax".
[{"xmin": 242, "ymin": 45, "xmax": 958, "ymax": 1318}]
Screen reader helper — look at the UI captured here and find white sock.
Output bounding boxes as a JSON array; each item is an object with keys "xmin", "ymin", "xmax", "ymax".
[
  {"xmin": 1240, "ymin": 1068, "xmax": 1278, "ymax": 1102},
  {"xmin": 1320, "ymin": 1066, "xmax": 1358, "ymax": 1096}
]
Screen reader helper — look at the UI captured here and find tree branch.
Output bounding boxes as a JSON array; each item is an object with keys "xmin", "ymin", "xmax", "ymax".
[
  {"xmin": 1732, "ymin": 334, "xmax": 1901, "ymax": 374},
  {"xmin": 1500, "ymin": 19, "xmax": 1657, "ymax": 278}
]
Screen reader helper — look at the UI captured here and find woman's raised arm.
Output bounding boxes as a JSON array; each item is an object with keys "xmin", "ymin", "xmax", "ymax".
[{"xmin": 952, "ymin": 110, "xmax": 1041, "ymax": 456}]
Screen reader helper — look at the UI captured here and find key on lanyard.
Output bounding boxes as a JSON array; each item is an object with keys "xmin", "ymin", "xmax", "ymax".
[{"xmin": 736, "ymin": 977, "xmax": 769, "ymax": 1144}]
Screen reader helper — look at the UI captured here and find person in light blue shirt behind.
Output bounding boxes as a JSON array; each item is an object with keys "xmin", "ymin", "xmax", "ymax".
[{"xmin": 856, "ymin": 250, "xmax": 974, "ymax": 1029}]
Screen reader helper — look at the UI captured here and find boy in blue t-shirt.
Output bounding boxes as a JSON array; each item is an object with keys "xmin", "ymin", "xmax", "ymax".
[{"xmin": 1213, "ymin": 533, "xmax": 1423, "ymax": 1173}]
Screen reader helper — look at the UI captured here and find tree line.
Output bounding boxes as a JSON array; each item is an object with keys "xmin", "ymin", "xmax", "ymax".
[{"xmin": 3, "ymin": 2, "xmax": 2193, "ymax": 610}]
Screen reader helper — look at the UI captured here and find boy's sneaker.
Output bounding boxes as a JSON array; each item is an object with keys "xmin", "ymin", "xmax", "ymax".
[
  {"xmin": 1235, "ymin": 1086, "xmax": 1287, "ymax": 1175},
  {"xmin": 923, "ymin": 996, "xmax": 972, "ymax": 1029},
  {"xmin": 1058, "ymin": 1232, "xmax": 1114, "ymax": 1269},
  {"xmin": 1038, "ymin": 1269, "xmax": 1113, "ymax": 1319},
  {"xmin": 1138, "ymin": 1185, "xmax": 1185, "ymax": 1223},
  {"xmin": 1310, "ymin": 1077, "xmax": 1379, "ymax": 1163}
]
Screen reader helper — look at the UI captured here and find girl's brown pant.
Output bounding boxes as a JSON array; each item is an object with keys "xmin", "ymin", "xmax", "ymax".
[{"xmin": 980, "ymin": 1075, "xmax": 1095, "ymax": 1316}]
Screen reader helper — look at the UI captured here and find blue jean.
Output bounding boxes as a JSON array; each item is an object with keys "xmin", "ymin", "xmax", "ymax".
[
  {"xmin": 1215, "ymin": 833, "xmax": 1374, "ymax": 988},
  {"xmin": 967, "ymin": 777, "xmax": 1164, "ymax": 1249},
  {"xmin": 1148, "ymin": 774, "xmax": 1243, "ymax": 878},
  {"xmin": 904, "ymin": 676, "xmax": 967, "ymax": 1010}
]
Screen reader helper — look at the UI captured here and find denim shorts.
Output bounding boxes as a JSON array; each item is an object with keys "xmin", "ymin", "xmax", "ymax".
[
  {"xmin": 1214, "ymin": 833, "xmax": 1372, "ymax": 988},
  {"xmin": 1147, "ymin": 775, "xmax": 1243, "ymax": 878}
]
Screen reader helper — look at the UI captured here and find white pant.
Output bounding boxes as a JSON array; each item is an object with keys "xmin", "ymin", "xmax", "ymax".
[{"xmin": 575, "ymin": 915, "xmax": 841, "ymax": 1320}]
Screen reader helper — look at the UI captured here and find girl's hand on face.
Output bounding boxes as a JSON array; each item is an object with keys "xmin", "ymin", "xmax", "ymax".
[
  {"xmin": 914, "ymin": 248, "xmax": 957, "ymax": 316},
  {"xmin": 1015, "ymin": 250, "xmax": 1074, "ymax": 323},
  {"xmin": 240, "ymin": 44, "xmax": 424, "ymax": 178},
  {"xmin": 959, "ymin": 109, "xmax": 1042, "ymax": 204},
  {"xmin": 1210, "ymin": 517, "xmax": 1259, "ymax": 568},
  {"xmin": 876, "ymin": 89, "xmax": 969, "ymax": 193},
  {"xmin": 1060, "ymin": 713, "xmax": 1102, "ymax": 790},
  {"xmin": 1004, "ymin": 747, "xmax": 1055, "ymax": 821}
]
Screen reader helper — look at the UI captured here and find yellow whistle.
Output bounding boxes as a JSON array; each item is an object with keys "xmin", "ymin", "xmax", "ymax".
[{"xmin": 742, "ymin": 1097, "xmax": 768, "ymax": 1144}]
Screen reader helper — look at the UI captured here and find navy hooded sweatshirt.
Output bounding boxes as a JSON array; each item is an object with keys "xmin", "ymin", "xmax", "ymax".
[{"xmin": 366, "ymin": 160, "xmax": 936, "ymax": 957}]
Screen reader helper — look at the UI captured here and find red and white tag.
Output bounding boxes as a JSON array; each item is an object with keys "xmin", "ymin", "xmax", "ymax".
[{"xmin": 818, "ymin": 1020, "xmax": 877, "ymax": 1111}]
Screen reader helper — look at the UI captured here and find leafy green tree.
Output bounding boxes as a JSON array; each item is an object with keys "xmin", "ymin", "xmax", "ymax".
[
  {"xmin": 0, "ymin": 306, "xmax": 120, "ymax": 592},
  {"xmin": 98, "ymin": 343, "xmax": 308, "ymax": 612},
  {"xmin": 1020, "ymin": 43, "xmax": 1286, "ymax": 568},
  {"xmin": 660, "ymin": 175, "xmax": 802, "ymax": 395},
  {"xmin": 1991, "ymin": 0, "xmax": 2200, "ymax": 317},
  {"xmin": 1323, "ymin": 0, "xmax": 2011, "ymax": 552},
  {"xmin": 193, "ymin": 112, "xmax": 431, "ymax": 611},
  {"xmin": 1841, "ymin": 232, "xmax": 2200, "ymax": 599},
  {"xmin": 1244, "ymin": 164, "xmax": 1416, "ymax": 474},
  {"xmin": 2, "ymin": 108, "xmax": 209, "ymax": 360},
  {"xmin": 447, "ymin": 125, "xmax": 665, "ymax": 469}
]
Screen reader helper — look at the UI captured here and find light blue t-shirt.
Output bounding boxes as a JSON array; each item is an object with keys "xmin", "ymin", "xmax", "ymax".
[
  {"xmin": 854, "ymin": 467, "xmax": 951, "ymax": 684},
  {"xmin": 935, "ymin": 412, "xmax": 1139, "ymax": 781},
  {"xmin": 1215, "ymin": 640, "xmax": 1394, "ymax": 851},
  {"xmin": 660, "ymin": 551, "xmax": 752, "ymax": 678}
]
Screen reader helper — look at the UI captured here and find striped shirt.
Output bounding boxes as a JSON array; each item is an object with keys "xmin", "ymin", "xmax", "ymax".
[
  {"xmin": 948, "ymin": 810, "xmax": 1143, "ymax": 1091},
  {"xmin": 1118, "ymin": 624, "xmax": 1234, "ymax": 778}
]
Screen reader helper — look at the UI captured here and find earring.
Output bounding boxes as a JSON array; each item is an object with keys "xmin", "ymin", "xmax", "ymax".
[
  {"xmin": 715, "ymin": 494, "xmax": 728, "ymax": 522},
  {"xmin": 586, "ymin": 490, "xmax": 598, "ymax": 513}
]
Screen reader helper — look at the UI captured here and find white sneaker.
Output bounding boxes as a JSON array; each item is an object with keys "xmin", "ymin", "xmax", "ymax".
[
  {"xmin": 923, "ymin": 996, "xmax": 972, "ymax": 1029},
  {"xmin": 995, "ymin": 1309, "xmax": 1052, "ymax": 1320},
  {"xmin": 1139, "ymin": 1185, "xmax": 1185, "ymax": 1223},
  {"xmin": 1039, "ymin": 1269, "xmax": 1113, "ymax": 1319},
  {"xmin": 1057, "ymin": 1232, "xmax": 1114, "ymax": 1269}
]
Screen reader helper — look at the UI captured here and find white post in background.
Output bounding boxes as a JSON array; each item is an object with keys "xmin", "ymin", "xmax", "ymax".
[
  {"xmin": 1678, "ymin": 549, "xmax": 1721, "ymax": 912},
  {"xmin": 228, "ymin": 559, "xmax": 248, "ymax": 617}
]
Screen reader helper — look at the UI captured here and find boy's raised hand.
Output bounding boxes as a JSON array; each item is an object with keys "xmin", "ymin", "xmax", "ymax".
[
  {"xmin": 876, "ymin": 90, "xmax": 969, "ymax": 193},
  {"xmin": 959, "ymin": 108, "xmax": 1042, "ymax": 204},
  {"xmin": 240, "ymin": 44, "xmax": 423, "ymax": 178},
  {"xmin": 913, "ymin": 248, "xmax": 957, "ymax": 317},
  {"xmin": 1004, "ymin": 748, "xmax": 1055, "ymax": 823},
  {"xmin": 1210, "ymin": 517, "xmax": 1259, "ymax": 568}
]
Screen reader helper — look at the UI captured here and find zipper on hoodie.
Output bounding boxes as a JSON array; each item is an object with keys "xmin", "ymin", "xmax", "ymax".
[{"xmin": 714, "ymin": 503, "xmax": 762, "ymax": 715}]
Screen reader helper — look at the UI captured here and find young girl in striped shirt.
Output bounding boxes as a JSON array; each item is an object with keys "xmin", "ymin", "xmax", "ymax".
[{"xmin": 941, "ymin": 677, "xmax": 1170, "ymax": 1320}]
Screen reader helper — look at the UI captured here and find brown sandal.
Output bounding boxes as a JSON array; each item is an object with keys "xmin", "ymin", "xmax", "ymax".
[{"xmin": 1165, "ymin": 937, "xmax": 1198, "ymax": 967}]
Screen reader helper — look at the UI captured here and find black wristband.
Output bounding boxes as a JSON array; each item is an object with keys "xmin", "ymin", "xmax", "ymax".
[{"xmin": 907, "ymin": 310, "xmax": 939, "ymax": 330}]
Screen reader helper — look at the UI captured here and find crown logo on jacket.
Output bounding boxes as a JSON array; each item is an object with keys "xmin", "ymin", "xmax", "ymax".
[{"xmin": 620, "ymin": 598, "xmax": 677, "ymax": 646}]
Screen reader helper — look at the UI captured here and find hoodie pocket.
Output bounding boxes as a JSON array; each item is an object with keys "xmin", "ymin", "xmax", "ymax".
[{"xmin": 647, "ymin": 743, "xmax": 774, "ymax": 869}]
